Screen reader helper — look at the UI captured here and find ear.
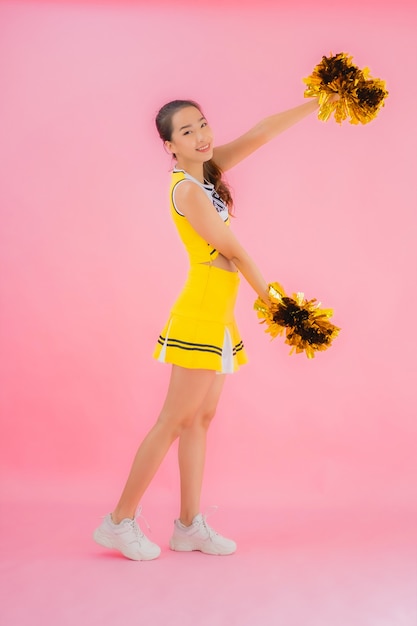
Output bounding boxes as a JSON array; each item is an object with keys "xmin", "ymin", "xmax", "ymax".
[{"xmin": 164, "ymin": 140, "xmax": 175, "ymax": 155}]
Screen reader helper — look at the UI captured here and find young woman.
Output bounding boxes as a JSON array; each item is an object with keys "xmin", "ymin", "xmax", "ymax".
[{"xmin": 93, "ymin": 97, "xmax": 320, "ymax": 560}]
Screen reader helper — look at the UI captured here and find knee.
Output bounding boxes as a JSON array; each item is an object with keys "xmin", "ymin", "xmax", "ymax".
[
  {"xmin": 156, "ymin": 405, "xmax": 216, "ymax": 439},
  {"xmin": 195, "ymin": 406, "xmax": 217, "ymax": 431},
  {"xmin": 156, "ymin": 412, "xmax": 195, "ymax": 441}
]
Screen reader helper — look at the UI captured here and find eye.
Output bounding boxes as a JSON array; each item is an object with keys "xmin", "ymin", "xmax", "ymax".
[{"xmin": 201, "ymin": 121, "xmax": 208, "ymax": 127}]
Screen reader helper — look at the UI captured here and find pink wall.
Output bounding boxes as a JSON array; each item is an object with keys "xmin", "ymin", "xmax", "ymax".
[{"xmin": 1, "ymin": 0, "xmax": 416, "ymax": 512}]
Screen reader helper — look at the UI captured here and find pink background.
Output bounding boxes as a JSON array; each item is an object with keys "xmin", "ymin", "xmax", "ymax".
[{"xmin": 1, "ymin": 1, "xmax": 416, "ymax": 624}]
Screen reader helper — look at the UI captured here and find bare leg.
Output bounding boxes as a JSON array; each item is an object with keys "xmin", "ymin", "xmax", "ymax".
[
  {"xmin": 112, "ymin": 366, "xmax": 216, "ymax": 523},
  {"xmin": 178, "ymin": 374, "xmax": 226, "ymax": 526}
]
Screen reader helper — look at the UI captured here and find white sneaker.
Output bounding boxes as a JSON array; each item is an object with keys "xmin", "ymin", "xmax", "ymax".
[
  {"xmin": 169, "ymin": 512, "xmax": 236, "ymax": 555},
  {"xmin": 93, "ymin": 509, "xmax": 161, "ymax": 561}
]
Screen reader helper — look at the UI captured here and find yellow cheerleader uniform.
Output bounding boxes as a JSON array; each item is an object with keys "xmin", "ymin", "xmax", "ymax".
[{"xmin": 153, "ymin": 168, "xmax": 248, "ymax": 373}]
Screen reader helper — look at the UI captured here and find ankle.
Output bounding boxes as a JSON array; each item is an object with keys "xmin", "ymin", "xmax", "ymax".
[
  {"xmin": 110, "ymin": 512, "xmax": 122, "ymax": 525},
  {"xmin": 111, "ymin": 510, "xmax": 134, "ymax": 525},
  {"xmin": 179, "ymin": 513, "xmax": 198, "ymax": 527},
  {"xmin": 179, "ymin": 519, "xmax": 191, "ymax": 528}
]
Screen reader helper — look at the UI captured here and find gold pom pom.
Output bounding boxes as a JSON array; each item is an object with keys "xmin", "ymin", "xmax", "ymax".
[
  {"xmin": 254, "ymin": 283, "xmax": 340, "ymax": 359},
  {"xmin": 303, "ymin": 52, "xmax": 388, "ymax": 124}
]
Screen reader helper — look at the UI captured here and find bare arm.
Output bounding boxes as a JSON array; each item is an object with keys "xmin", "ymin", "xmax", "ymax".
[
  {"xmin": 213, "ymin": 99, "xmax": 319, "ymax": 171},
  {"xmin": 175, "ymin": 183, "xmax": 270, "ymax": 302}
]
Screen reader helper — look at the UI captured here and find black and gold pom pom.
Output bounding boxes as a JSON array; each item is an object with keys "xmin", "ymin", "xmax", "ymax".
[
  {"xmin": 303, "ymin": 52, "xmax": 388, "ymax": 124},
  {"xmin": 254, "ymin": 283, "xmax": 340, "ymax": 359}
]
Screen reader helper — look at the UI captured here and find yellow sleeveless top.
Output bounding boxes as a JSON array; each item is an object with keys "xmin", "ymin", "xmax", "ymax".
[{"xmin": 170, "ymin": 168, "xmax": 230, "ymax": 265}]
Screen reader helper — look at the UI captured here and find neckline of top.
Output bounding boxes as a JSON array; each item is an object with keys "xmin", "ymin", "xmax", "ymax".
[{"xmin": 173, "ymin": 168, "xmax": 214, "ymax": 190}]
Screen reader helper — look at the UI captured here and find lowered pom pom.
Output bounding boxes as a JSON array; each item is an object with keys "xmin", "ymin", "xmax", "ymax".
[
  {"xmin": 303, "ymin": 52, "xmax": 388, "ymax": 124},
  {"xmin": 254, "ymin": 283, "xmax": 340, "ymax": 359}
]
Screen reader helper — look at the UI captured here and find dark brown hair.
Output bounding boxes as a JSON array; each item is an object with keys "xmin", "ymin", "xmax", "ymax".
[{"xmin": 155, "ymin": 99, "xmax": 233, "ymax": 211}]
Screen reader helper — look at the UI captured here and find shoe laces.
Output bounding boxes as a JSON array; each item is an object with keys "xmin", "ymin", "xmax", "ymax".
[
  {"xmin": 133, "ymin": 505, "xmax": 153, "ymax": 538},
  {"xmin": 124, "ymin": 517, "xmax": 143, "ymax": 542},
  {"xmin": 116, "ymin": 506, "xmax": 152, "ymax": 542},
  {"xmin": 200, "ymin": 506, "xmax": 219, "ymax": 540}
]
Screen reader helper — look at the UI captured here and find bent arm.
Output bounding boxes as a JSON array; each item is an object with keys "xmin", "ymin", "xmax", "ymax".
[
  {"xmin": 175, "ymin": 183, "xmax": 270, "ymax": 302},
  {"xmin": 213, "ymin": 99, "xmax": 319, "ymax": 171}
]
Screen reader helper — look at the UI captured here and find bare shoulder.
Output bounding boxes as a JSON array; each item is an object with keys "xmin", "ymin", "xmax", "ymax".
[
  {"xmin": 175, "ymin": 179, "xmax": 207, "ymax": 203},
  {"xmin": 174, "ymin": 179, "xmax": 212, "ymax": 217}
]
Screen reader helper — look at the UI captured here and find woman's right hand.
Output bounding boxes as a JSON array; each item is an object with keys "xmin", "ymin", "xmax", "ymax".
[{"xmin": 328, "ymin": 92, "xmax": 341, "ymax": 104}]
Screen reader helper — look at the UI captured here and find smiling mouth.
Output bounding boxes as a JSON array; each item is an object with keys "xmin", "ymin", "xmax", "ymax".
[{"xmin": 196, "ymin": 144, "xmax": 210, "ymax": 152}]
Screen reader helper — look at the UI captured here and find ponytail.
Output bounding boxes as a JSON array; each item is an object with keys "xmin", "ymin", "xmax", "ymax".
[{"xmin": 203, "ymin": 159, "xmax": 234, "ymax": 214}]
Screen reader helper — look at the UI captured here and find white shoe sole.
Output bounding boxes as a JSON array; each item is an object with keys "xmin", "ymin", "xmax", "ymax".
[
  {"xmin": 169, "ymin": 537, "xmax": 236, "ymax": 556},
  {"xmin": 93, "ymin": 528, "xmax": 160, "ymax": 561}
]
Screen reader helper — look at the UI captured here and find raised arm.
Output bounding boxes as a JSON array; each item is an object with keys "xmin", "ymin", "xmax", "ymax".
[
  {"xmin": 212, "ymin": 99, "xmax": 319, "ymax": 172},
  {"xmin": 175, "ymin": 182, "xmax": 270, "ymax": 302}
]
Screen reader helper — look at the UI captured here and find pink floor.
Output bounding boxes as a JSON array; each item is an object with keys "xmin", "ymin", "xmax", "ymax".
[{"xmin": 1, "ymin": 487, "xmax": 416, "ymax": 626}]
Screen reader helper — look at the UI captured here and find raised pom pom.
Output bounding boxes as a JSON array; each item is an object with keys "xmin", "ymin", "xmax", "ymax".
[
  {"xmin": 303, "ymin": 52, "xmax": 388, "ymax": 124},
  {"xmin": 254, "ymin": 283, "xmax": 340, "ymax": 359}
]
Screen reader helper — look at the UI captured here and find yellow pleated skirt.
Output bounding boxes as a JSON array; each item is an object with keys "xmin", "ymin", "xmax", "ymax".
[{"xmin": 153, "ymin": 264, "xmax": 248, "ymax": 373}]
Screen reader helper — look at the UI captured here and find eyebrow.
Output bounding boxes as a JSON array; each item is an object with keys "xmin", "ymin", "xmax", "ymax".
[{"xmin": 179, "ymin": 116, "xmax": 206, "ymax": 132}]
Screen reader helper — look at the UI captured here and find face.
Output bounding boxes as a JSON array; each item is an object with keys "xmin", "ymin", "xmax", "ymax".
[{"xmin": 165, "ymin": 106, "xmax": 214, "ymax": 167}]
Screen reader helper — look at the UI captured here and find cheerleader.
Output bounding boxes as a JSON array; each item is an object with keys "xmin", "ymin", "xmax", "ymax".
[{"xmin": 93, "ymin": 97, "xmax": 320, "ymax": 560}]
